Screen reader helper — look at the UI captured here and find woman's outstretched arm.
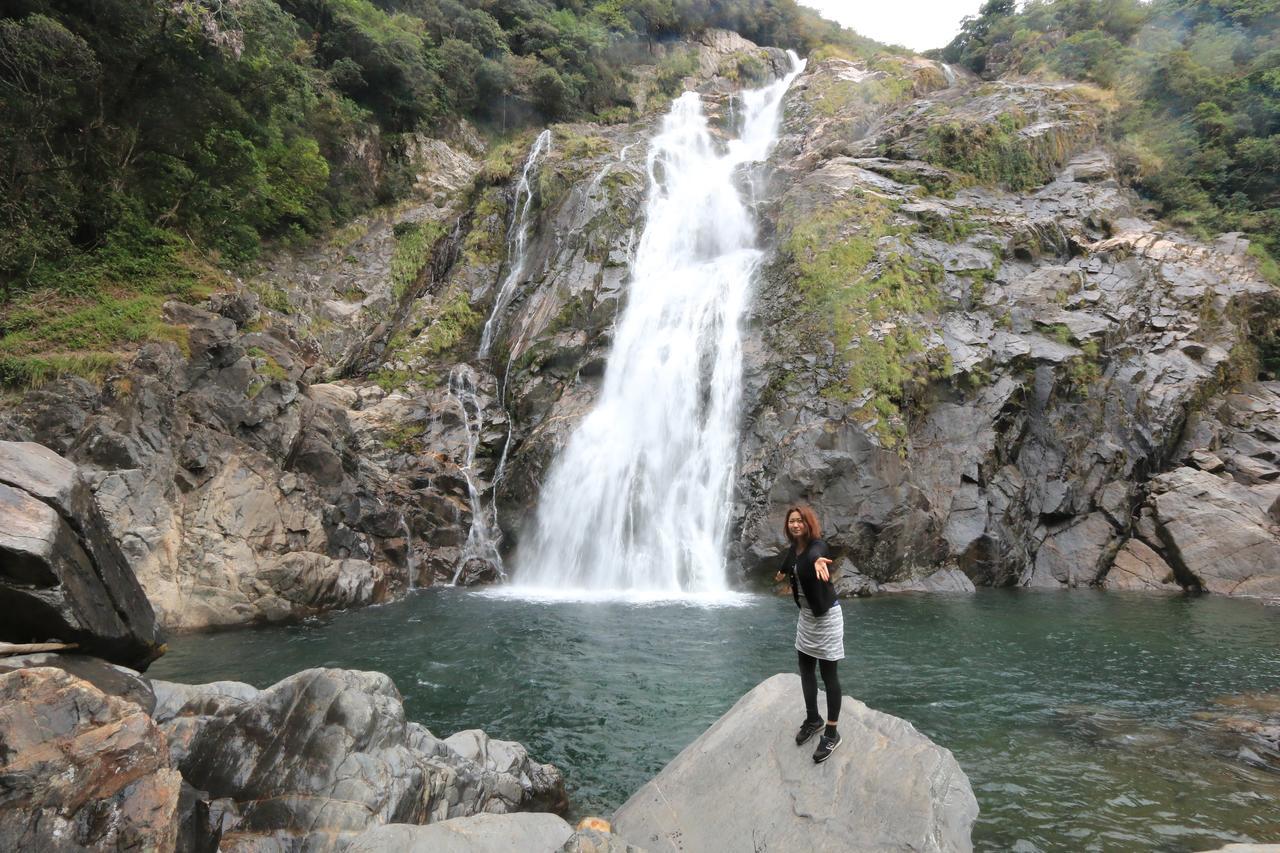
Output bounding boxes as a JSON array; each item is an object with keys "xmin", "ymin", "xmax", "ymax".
[{"xmin": 812, "ymin": 540, "xmax": 832, "ymax": 581}]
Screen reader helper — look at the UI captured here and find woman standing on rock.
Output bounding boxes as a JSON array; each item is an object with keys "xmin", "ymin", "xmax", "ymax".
[{"xmin": 773, "ymin": 504, "xmax": 843, "ymax": 763}]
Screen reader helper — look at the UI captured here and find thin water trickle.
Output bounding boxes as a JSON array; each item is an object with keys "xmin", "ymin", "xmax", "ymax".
[
  {"xmin": 400, "ymin": 517, "xmax": 417, "ymax": 591},
  {"xmin": 513, "ymin": 54, "xmax": 805, "ymax": 596},
  {"xmin": 450, "ymin": 129, "xmax": 553, "ymax": 584},
  {"xmin": 446, "ymin": 364, "xmax": 505, "ymax": 582},
  {"xmin": 479, "ymin": 129, "xmax": 552, "ymax": 358}
]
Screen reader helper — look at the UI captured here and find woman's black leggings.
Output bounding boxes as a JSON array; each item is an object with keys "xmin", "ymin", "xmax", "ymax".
[{"xmin": 798, "ymin": 650, "xmax": 841, "ymax": 723}]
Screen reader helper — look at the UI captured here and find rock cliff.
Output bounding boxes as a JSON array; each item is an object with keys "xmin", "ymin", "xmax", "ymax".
[
  {"xmin": 733, "ymin": 58, "xmax": 1280, "ymax": 595},
  {"xmin": 4, "ymin": 33, "xmax": 1280, "ymax": 630},
  {"xmin": 0, "ymin": 441, "xmax": 161, "ymax": 666}
]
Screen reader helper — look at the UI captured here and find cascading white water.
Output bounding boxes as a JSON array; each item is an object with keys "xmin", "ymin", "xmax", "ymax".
[
  {"xmin": 447, "ymin": 364, "xmax": 506, "ymax": 582},
  {"xmin": 479, "ymin": 129, "xmax": 552, "ymax": 358},
  {"xmin": 511, "ymin": 54, "xmax": 804, "ymax": 598}
]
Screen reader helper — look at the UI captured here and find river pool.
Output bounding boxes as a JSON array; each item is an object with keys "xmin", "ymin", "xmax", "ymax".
[{"xmin": 149, "ymin": 589, "xmax": 1280, "ymax": 851}]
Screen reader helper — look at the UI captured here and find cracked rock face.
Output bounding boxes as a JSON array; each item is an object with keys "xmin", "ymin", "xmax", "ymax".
[
  {"xmin": 0, "ymin": 306, "xmax": 400, "ymax": 630},
  {"xmin": 726, "ymin": 58, "xmax": 1280, "ymax": 594},
  {"xmin": 612, "ymin": 673, "xmax": 977, "ymax": 852}
]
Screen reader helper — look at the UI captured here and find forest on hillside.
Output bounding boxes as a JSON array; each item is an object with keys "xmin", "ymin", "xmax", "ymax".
[
  {"xmin": 0, "ymin": 0, "xmax": 1276, "ymax": 388},
  {"xmin": 0, "ymin": 0, "xmax": 870, "ymax": 292},
  {"xmin": 939, "ymin": 0, "xmax": 1279, "ymax": 273}
]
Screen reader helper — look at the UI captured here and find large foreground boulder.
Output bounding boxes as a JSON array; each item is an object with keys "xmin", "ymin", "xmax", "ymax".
[
  {"xmin": 0, "ymin": 667, "xmax": 181, "ymax": 851},
  {"xmin": 0, "ymin": 441, "xmax": 161, "ymax": 668},
  {"xmin": 612, "ymin": 673, "xmax": 977, "ymax": 853},
  {"xmin": 154, "ymin": 667, "xmax": 568, "ymax": 851}
]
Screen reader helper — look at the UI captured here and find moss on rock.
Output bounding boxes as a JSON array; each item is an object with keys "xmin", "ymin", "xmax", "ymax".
[{"xmin": 780, "ymin": 191, "xmax": 948, "ymax": 448}]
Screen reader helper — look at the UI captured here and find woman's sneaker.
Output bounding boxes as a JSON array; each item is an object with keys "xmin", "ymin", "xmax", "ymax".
[
  {"xmin": 812, "ymin": 732, "xmax": 842, "ymax": 763},
  {"xmin": 795, "ymin": 718, "xmax": 824, "ymax": 745}
]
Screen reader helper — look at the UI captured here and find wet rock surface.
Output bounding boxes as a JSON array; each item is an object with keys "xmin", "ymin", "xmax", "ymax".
[
  {"xmin": 1191, "ymin": 692, "xmax": 1280, "ymax": 774},
  {"xmin": 1054, "ymin": 689, "xmax": 1280, "ymax": 781},
  {"xmin": 612, "ymin": 673, "xmax": 977, "ymax": 853}
]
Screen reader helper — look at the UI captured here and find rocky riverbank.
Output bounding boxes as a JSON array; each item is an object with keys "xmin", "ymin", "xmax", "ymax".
[
  {"xmin": 0, "ymin": 661, "xmax": 567, "ymax": 852},
  {"xmin": 0, "ymin": 653, "xmax": 981, "ymax": 852},
  {"xmin": 0, "ymin": 435, "xmax": 977, "ymax": 850},
  {"xmin": 0, "ymin": 439, "xmax": 568, "ymax": 849}
]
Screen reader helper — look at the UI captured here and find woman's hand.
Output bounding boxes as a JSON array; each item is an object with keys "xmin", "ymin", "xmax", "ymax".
[
  {"xmin": 774, "ymin": 570, "xmax": 787, "ymax": 583},
  {"xmin": 814, "ymin": 557, "xmax": 832, "ymax": 582}
]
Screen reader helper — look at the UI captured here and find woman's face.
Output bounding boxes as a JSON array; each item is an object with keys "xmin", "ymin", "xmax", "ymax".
[{"xmin": 787, "ymin": 511, "xmax": 808, "ymax": 540}]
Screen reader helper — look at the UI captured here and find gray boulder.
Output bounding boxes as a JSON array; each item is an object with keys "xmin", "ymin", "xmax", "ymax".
[
  {"xmin": 1149, "ymin": 467, "xmax": 1280, "ymax": 598},
  {"xmin": 345, "ymin": 813, "xmax": 575, "ymax": 852},
  {"xmin": 151, "ymin": 677, "xmax": 263, "ymax": 765},
  {"xmin": 1024, "ymin": 512, "xmax": 1120, "ymax": 589},
  {"xmin": 1101, "ymin": 539, "xmax": 1181, "ymax": 592},
  {"xmin": 612, "ymin": 673, "xmax": 977, "ymax": 852},
  {"xmin": 0, "ymin": 440, "xmax": 160, "ymax": 668},
  {"xmin": 156, "ymin": 668, "xmax": 566, "ymax": 851},
  {"xmin": 833, "ymin": 556, "xmax": 880, "ymax": 597}
]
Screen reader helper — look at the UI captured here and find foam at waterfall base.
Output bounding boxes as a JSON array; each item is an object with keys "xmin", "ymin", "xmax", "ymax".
[{"xmin": 477, "ymin": 586, "xmax": 758, "ymax": 607}]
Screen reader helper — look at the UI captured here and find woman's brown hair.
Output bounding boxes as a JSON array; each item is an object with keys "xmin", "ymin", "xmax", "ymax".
[{"xmin": 784, "ymin": 504, "xmax": 821, "ymax": 545}]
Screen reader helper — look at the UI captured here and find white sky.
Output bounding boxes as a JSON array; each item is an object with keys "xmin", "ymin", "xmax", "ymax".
[{"xmin": 798, "ymin": 1, "xmax": 988, "ymax": 53}]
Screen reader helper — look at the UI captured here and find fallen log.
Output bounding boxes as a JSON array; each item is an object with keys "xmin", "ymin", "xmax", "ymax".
[{"xmin": 0, "ymin": 642, "xmax": 79, "ymax": 656}]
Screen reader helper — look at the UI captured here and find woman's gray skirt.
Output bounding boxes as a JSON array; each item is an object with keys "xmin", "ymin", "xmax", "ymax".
[{"xmin": 794, "ymin": 589, "xmax": 844, "ymax": 661}]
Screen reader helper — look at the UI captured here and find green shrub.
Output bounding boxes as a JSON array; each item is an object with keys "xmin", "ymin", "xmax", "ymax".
[
  {"xmin": 390, "ymin": 219, "xmax": 445, "ymax": 299},
  {"xmin": 416, "ymin": 290, "xmax": 481, "ymax": 358}
]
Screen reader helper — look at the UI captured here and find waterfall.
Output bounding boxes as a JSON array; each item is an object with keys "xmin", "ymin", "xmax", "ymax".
[
  {"xmin": 451, "ymin": 130, "xmax": 550, "ymax": 585},
  {"xmin": 447, "ymin": 364, "xmax": 506, "ymax": 582},
  {"xmin": 509, "ymin": 53, "xmax": 804, "ymax": 599},
  {"xmin": 479, "ymin": 129, "xmax": 553, "ymax": 358},
  {"xmin": 940, "ymin": 62, "xmax": 958, "ymax": 87}
]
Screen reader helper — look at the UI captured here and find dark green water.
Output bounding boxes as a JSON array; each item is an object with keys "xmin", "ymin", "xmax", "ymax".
[{"xmin": 149, "ymin": 589, "xmax": 1280, "ymax": 851}]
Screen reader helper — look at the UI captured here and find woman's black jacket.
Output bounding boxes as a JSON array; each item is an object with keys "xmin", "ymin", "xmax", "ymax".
[{"xmin": 780, "ymin": 538, "xmax": 837, "ymax": 617}]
